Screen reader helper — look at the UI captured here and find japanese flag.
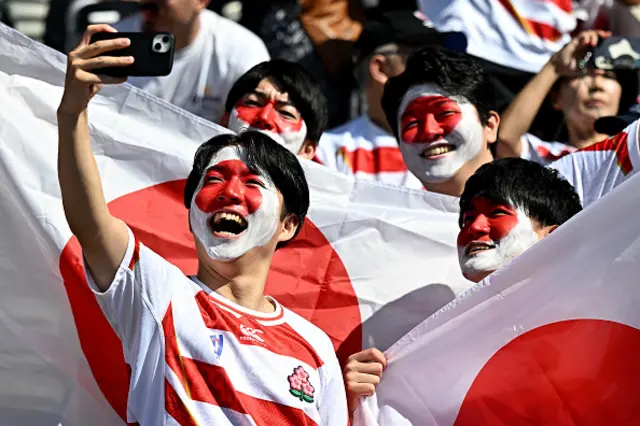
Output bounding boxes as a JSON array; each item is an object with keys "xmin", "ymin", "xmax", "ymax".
[
  {"xmin": 356, "ymin": 171, "xmax": 640, "ymax": 425},
  {"xmin": 0, "ymin": 24, "xmax": 470, "ymax": 425}
]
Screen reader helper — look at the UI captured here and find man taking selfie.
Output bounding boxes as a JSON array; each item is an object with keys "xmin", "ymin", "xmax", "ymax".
[{"xmin": 57, "ymin": 24, "xmax": 347, "ymax": 425}]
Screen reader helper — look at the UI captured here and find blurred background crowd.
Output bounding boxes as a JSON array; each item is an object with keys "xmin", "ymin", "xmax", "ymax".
[{"xmin": 2, "ymin": 0, "xmax": 640, "ymax": 182}]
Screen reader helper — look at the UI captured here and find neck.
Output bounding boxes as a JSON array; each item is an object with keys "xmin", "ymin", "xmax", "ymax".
[
  {"xmin": 422, "ymin": 149, "xmax": 494, "ymax": 197},
  {"xmin": 366, "ymin": 87, "xmax": 392, "ymax": 133},
  {"xmin": 174, "ymin": 13, "xmax": 202, "ymax": 51},
  {"xmin": 567, "ymin": 121, "xmax": 607, "ymax": 149},
  {"xmin": 196, "ymin": 251, "xmax": 275, "ymax": 313}
]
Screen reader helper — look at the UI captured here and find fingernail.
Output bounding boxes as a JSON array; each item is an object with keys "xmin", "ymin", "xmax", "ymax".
[{"xmin": 124, "ymin": 56, "xmax": 134, "ymax": 63}]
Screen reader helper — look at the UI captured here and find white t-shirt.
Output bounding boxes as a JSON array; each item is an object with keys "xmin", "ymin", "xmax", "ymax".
[
  {"xmin": 550, "ymin": 120, "xmax": 640, "ymax": 207},
  {"xmin": 418, "ymin": 0, "xmax": 576, "ymax": 73},
  {"xmin": 86, "ymin": 227, "xmax": 347, "ymax": 426},
  {"xmin": 116, "ymin": 10, "xmax": 270, "ymax": 122},
  {"xmin": 316, "ymin": 116, "xmax": 424, "ymax": 189},
  {"xmin": 520, "ymin": 133, "xmax": 577, "ymax": 166}
]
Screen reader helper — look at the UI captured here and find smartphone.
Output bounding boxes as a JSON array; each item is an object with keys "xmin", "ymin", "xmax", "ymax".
[
  {"xmin": 589, "ymin": 36, "xmax": 640, "ymax": 70},
  {"xmin": 89, "ymin": 32, "xmax": 175, "ymax": 77}
]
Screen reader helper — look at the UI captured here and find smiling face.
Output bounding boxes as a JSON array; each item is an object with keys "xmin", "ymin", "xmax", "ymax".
[
  {"xmin": 457, "ymin": 197, "xmax": 541, "ymax": 283},
  {"xmin": 189, "ymin": 145, "xmax": 280, "ymax": 261},
  {"xmin": 227, "ymin": 79, "xmax": 308, "ymax": 155},
  {"xmin": 397, "ymin": 84, "xmax": 487, "ymax": 184}
]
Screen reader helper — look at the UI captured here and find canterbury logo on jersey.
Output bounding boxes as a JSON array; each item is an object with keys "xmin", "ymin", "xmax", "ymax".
[{"xmin": 239, "ymin": 324, "xmax": 265, "ymax": 344}]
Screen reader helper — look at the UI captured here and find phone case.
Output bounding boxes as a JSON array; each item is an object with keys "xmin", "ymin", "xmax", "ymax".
[{"xmin": 89, "ymin": 32, "xmax": 175, "ymax": 77}]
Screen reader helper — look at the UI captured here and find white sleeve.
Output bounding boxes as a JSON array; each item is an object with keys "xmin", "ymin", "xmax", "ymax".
[
  {"xmin": 549, "ymin": 120, "xmax": 640, "ymax": 207},
  {"xmin": 316, "ymin": 133, "xmax": 339, "ymax": 170},
  {"xmin": 520, "ymin": 133, "xmax": 575, "ymax": 166},
  {"xmin": 318, "ymin": 352, "xmax": 349, "ymax": 426},
  {"xmin": 84, "ymin": 226, "xmax": 173, "ymax": 364}
]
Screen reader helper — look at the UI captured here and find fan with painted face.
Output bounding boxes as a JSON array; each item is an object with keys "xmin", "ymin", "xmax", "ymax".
[{"xmin": 456, "ymin": 158, "xmax": 583, "ymax": 283}]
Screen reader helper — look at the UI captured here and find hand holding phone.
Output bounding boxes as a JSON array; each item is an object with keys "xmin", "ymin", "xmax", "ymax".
[
  {"xmin": 89, "ymin": 31, "xmax": 175, "ymax": 77},
  {"xmin": 59, "ymin": 24, "xmax": 135, "ymax": 115}
]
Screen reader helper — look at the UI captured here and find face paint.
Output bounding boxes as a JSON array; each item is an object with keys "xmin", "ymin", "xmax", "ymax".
[
  {"xmin": 189, "ymin": 146, "xmax": 280, "ymax": 261},
  {"xmin": 457, "ymin": 198, "xmax": 540, "ymax": 282},
  {"xmin": 227, "ymin": 101, "xmax": 308, "ymax": 155},
  {"xmin": 397, "ymin": 84, "xmax": 485, "ymax": 184}
]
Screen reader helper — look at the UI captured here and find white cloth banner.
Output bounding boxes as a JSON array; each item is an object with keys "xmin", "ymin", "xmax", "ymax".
[
  {"xmin": 0, "ymin": 24, "xmax": 471, "ymax": 425},
  {"xmin": 356, "ymin": 172, "xmax": 640, "ymax": 425}
]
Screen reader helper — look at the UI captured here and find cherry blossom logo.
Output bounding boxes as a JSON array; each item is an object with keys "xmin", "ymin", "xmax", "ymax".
[{"xmin": 287, "ymin": 366, "xmax": 315, "ymax": 403}]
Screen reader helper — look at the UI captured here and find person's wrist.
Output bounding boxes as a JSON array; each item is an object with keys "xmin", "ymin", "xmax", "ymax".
[{"xmin": 542, "ymin": 61, "xmax": 561, "ymax": 80}]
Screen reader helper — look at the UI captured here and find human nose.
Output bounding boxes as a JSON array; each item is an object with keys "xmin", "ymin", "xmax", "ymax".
[
  {"xmin": 418, "ymin": 114, "xmax": 445, "ymax": 142},
  {"xmin": 468, "ymin": 215, "xmax": 490, "ymax": 238},
  {"xmin": 255, "ymin": 104, "xmax": 276, "ymax": 131},
  {"xmin": 217, "ymin": 177, "xmax": 243, "ymax": 203}
]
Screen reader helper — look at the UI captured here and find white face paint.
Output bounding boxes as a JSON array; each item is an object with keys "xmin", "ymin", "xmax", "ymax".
[
  {"xmin": 457, "ymin": 209, "xmax": 541, "ymax": 282},
  {"xmin": 189, "ymin": 146, "xmax": 280, "ymax": 261},
  {"xmin": 227, "ymin": 107, "xmax": 308, "ymax": 155},
  {"xmin": 396, "ymin": 84, "xmax": 486, "ymax": 184}
]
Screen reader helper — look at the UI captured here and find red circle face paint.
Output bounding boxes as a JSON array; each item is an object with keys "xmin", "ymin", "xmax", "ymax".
[
  {"xmin": 457, "ymin": 197, "xmax": 520, "ymax": 248},
  {"xmin": 400, "ymin": 96, "xmax": 462, "ymax": 144},
  {"xmin": 234, "ymin": 101, "xmax": 304, "ymax": 134},
  {"xmin": 194, "ymin": 159, "xmax": 264, "ymax": 217}
]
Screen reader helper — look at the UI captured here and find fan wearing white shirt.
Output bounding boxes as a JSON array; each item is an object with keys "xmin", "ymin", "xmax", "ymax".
[
  {"xmin": 57, "ymin": 25, "xmax": 347, "ymax": 425},
  {"xmin": 316, "ymin": 10, "xmax": 465, "ymax": 189},
  {"xmin": 115, "ymin": 0, "xmax": 270, "ymax": 123}
]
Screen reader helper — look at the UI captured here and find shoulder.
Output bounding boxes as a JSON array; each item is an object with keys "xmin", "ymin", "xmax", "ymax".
[{"xmin": 282, "ymin": 307, "xmax": 337, "ymax": 363}]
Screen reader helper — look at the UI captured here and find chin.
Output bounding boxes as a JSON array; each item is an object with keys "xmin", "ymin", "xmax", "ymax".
[{"xmin": 462, "ymin": 269, "xmax": 493, "ymax": 283}]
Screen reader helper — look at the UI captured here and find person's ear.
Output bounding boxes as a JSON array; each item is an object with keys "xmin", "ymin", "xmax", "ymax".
[
  {"xmin": 199, "ymin": 0, "xmax": 212, "ymax": 11},
  {"xmin": 277, "ymin": 213, "xmax": 299, "ymax": 244},
  {"xmin": 536, "ymin": 224, "xmax": 558, "ymax": 239},
  {"xmin": 369, "ymin": 54, "xmax": 390, "ymax": 85},
  {"xmin": 298, "ymin": 140, "xmax": 317, "ymax": 160},
  {"xmin": 220, "ymin": 111, "xmax": 230, "ymax": 127},
  {"xmin": 484, "ymin": 111, "xmax": 500, "ymax": 145}
]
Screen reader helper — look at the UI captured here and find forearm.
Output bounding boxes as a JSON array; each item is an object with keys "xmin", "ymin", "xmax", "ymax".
[
  {"xmin": 497, "ymin": 63, "xmax": 559, "ymax": 158},
  {"xmin": 57, "ymin": 109, "xmax": 112, "ymax": 240}
]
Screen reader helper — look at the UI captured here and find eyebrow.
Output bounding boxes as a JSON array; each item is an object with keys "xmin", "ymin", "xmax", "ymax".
[{"xmin": 250, "ymin": 89, "xmax": 294, "ymax": 107}]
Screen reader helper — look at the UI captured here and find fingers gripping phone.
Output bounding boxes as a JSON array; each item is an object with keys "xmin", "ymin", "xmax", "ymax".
[{"xmin": 89, "ymin": 32, "xmax": 175, "ymax": 77}]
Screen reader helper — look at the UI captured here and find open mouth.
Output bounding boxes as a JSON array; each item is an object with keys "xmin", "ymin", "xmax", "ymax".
[
  {"xmin": 209, "ymin": 211, "xmax": 248, "ymax": 238},
  {"xmin": 465, "ymin": 241, "xmax": 496, "ymax": 256},
  {"xmin": 421, "ymin": 144, "xmax": 456, "ymax": 159}
]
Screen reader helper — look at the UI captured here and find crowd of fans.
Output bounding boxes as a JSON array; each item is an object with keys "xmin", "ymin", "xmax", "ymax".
[{"xmin": 12, "ymin": 0, "xmax": 640, "ymax": 424}]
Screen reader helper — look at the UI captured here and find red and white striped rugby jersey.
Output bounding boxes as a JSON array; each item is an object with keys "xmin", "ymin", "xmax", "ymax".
[
  {"xmin": 520, "ymin": 133, "xmax": 577, "ymax": 166},
  {"xmin": 418, "ymin": 0, "xmax": 576, "ymax": 73},
  {"xmin": 550, "ymin": 120, "xmax": 640, "ymax": 207},
  {"xmin": 316, "ymin": 116, "xmax": 424, "ymax": 189},
  {"xmin": 86, "ymin": 227, "xmax": 348, "ymax": 426}
]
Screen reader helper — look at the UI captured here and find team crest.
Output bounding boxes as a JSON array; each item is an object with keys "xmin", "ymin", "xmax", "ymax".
[
  {"xmin": 287, "ymin": 366, "xmax": 315, "ymax": 403},
  {"xmin": 210, "ymin": 333, "xmax": 224, "ymax": 358}
]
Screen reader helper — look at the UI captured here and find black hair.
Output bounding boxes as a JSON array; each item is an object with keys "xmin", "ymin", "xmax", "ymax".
[
  {"xmin": 459, "ymin": 158, "xmax": 582, "ymax": 228},
  {"xmin": 382, "ymin": 46, "xmax": 496, "ymax": 139},
  {"xmin": 184, "ymin": 130, "xmax": 310, "ymax": 246},
  {"xmin": 224, "ymin": 59, "xmax": 329, "ymax": 144}
]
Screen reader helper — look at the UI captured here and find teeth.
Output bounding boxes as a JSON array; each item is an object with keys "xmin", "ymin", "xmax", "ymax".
[
  {"xmin": 213, "ymin": 212, "xmax": 245, "ymax": 224},
  {"xmin": 423, "ymin": 145, "xmax": 453, "ymax": 158}
]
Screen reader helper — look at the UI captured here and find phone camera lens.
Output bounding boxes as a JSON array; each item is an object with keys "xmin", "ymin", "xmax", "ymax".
[
  {"xmin": 162, "ymin": 36, "xmax": 169, "ymax": 43},
  {"xmin": 154, "ymin": 43, "xmax": 162, "ymax": 51}
]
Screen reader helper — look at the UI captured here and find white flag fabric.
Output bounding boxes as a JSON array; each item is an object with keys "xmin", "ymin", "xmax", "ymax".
[
  {"xmin": 0, "ymin": 24, "xmax": 471, "ymax": 425},
  {"xmin": 356, "ymin": 172, "xmax": 640, "ymax": 425}
]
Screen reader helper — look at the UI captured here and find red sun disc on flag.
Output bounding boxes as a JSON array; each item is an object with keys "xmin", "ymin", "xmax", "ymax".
[
  {"xmin": 454, "ymin": 319, "xmax": 640, "ymax": 425},
  {"xmin": 59, "ymin": 179, "xmax": 361, "ymax": 422}
]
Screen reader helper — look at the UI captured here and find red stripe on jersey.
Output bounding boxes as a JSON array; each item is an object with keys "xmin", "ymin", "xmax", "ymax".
[
  {"xmin": 195, "ymin": 291, "xmax": 324, "ymax": 370},
  {"xmin": 163, "ymin": 302, "xmax": 191, "ymax": 393},
  {"xmin": 201, "ymin": 290, "xmax": 285, "ymax": 322},
  {"xmin": 182, "ymin": 357, "xmax": 318, "ymax": 426},
  {"xmin": 166, "ymin": 379, "xmax": 199, "ymax": 426},
  {"xmin": 128, "ymin": 237, "xmax": 140, "ymax": 270},
  {"xmin": 544, "ymin": 0, "xmax": 572, "ymax": 13},
  {"xmin": 582, "ymin": 132, "xmax": 633, "ymax": 175},
  {"xmin": 338, "ymin": 146, "xmax": 409, "ymax": 174},
  {"xmin": 497, "ymin": 0, "xmax": 564, "ymax": 41},
  {"xmin": 535, "ymin": 144, "xmax": 574, "ymax": 162}
]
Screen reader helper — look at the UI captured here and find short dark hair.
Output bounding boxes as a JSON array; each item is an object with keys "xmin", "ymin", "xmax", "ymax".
[
  {"xmin": 224, "ymin": 59, "xmax": 328, "ymax": 144},
  {"xmin": 184, "ymin": 130, "xmax": 310, "ymax": 246},
  {"xmin": 382, "ymin": 46, "xmax": 496, "ymax": 139},
  {"xmin": 459, "ymin": 158, "xmax": 582, "ymax": 228}
]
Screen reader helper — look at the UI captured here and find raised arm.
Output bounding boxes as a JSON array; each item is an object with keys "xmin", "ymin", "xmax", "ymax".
[
  {"xmin": 497, "ymin": 30, "xmax": 609, "ymax": 159},
  {"xmin": 57, "ymin": 25, "xmax": 133, "ymax": 291}
]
